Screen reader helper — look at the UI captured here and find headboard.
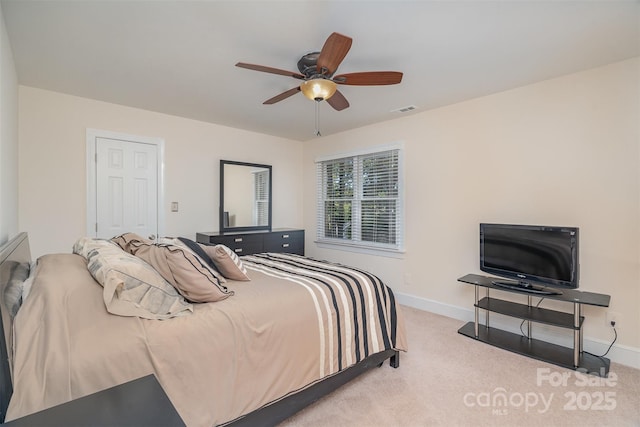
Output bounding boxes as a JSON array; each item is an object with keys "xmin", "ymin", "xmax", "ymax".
[{"xmin": 0, "ymin": 233, "xmax": 31, "ymax": 422}]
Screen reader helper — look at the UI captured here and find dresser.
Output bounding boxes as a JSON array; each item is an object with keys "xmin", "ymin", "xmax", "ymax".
[{"xmin": 196, "ymin": 228, "xmax": 305, "ymax": 256}]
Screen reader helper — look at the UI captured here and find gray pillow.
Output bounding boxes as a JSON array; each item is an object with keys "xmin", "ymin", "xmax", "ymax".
[{"xmin": 3, "ymin": 261, "xmax": 30, "ymax": 317}]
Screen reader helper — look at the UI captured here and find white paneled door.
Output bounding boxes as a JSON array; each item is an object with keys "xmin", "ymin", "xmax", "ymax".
[{"xmin": 93, "ymin": 137, "xmax": 159, "ymax": 239}]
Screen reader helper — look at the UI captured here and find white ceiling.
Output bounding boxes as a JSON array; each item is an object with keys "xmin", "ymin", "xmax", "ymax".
[{"xmin": 2, "ymin": 1, "xmax": 638, "ymax": 141}]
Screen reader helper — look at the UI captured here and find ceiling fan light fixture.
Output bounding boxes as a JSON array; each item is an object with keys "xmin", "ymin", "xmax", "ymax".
[{"xmin": 300, "ymin": 78, "xmax": 337, "ymax": 101}]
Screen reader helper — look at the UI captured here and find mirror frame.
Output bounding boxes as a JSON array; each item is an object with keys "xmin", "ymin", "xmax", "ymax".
[{"xmin": 220, "ymin": 159, "xmax": 273, "ymax": 233}]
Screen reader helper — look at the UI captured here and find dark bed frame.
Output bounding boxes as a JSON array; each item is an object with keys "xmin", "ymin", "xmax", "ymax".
[{"xmin": 0, "ymin": 233, "xmax": 399, "ymax": 426}]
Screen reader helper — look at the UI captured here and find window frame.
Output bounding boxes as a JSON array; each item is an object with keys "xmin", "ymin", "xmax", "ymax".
[{"xmin": 315, "ymin": 142, "xmax": 404, "ymax": 256}]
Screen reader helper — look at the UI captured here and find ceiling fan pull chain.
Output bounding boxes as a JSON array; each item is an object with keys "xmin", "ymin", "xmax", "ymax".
[{"xmin": 315, "ymin": 100, "xmax": 322, "ymax": 137}]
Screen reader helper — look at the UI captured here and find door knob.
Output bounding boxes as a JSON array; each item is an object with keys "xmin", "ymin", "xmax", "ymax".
[{"xmin": 148, "ymin": 234, "xmax": 156, "ymax": 240}]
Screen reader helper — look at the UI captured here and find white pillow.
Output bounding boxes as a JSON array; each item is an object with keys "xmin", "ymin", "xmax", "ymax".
[{"xmin": 73, "ymin": 237, "xmax": 193, "ymax": 319}]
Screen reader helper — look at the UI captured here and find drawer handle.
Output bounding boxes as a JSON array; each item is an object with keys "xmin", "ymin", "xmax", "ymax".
[
  {"xmin": 282, "ymin": 243, "xmax": 290, "ymax": 248},
  {"xmin": 234, "ymin": 238, "xmax": 243, "ymax": 242},
  {"xmin": 282, "ymin": 234, "xmax": 289, "ymax": 239},
  {"xmin": 234, "ymin": 248, "xmax": 243, "ymax": 253}
]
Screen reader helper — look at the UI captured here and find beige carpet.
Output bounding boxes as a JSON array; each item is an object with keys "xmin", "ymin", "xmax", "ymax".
[{"xmin": 279, "ymin": 305, "xmax": 640, "ymax": 427}]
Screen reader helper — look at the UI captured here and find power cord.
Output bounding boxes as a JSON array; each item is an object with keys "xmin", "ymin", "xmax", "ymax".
[
  {"xmin": 585, "ymin": 321, "xmax": 617, "ymax": 359},
  {"xmin": 579, "ymin": 321, "xmax": 617, "ymax": 374},
  {"xmin": 519, "ymin": 297, "xmax": 545, "ymax": 338},
  {"xmin": 518, "ymin": 300, "xmax": 617, "ymax": 365}
]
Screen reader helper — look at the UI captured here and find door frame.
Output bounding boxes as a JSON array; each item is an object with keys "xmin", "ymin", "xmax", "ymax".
[{"xmin": 86, "ymin": 128, "xmax": 165, "ymax": 238}]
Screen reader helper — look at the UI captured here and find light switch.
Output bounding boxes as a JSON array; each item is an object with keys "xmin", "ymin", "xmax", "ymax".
[{"xmin": 171, "ymin": 202, "xmax": 179, "ymax": 212}]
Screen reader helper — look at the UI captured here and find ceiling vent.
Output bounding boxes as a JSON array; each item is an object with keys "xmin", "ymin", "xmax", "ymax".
[{"xmin": 391, "ymin": 105, "xmax": 417, "ymax": 113}]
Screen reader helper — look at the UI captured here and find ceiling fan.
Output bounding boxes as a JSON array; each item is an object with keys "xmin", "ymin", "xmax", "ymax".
[{"xmin": 236, "ymin": 32, "xmax": 403, "ymax": 111}]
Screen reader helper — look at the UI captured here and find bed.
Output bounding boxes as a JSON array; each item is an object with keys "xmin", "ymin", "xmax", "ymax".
[{"xmin": 0, "ymin": 232, "xmax": 407, "ymax": 426}]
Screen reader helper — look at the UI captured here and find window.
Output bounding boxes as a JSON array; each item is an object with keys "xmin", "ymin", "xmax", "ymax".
[
  {"xmin": 316, "ymin": 147, "xmax": 403, "ymax": 252},
  {"xmin": 253, "ymin": 170, "xmax": 270, "ymax": 226}
]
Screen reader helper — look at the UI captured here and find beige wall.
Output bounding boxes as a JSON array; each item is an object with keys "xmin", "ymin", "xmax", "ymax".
[
  {"xmin": 0, "ymin": 3, "xmax": 18, "ymax": 245},
  {"xmin": 303, "ymin": 58, "xmax": 640, "ymax": 356},
  {"xmin": 18, "ymin": 87, "xmax": 304, "ymax": 257}
]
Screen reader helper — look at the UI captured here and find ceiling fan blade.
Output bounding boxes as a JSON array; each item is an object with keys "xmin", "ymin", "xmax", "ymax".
[
  {"xmin": 326, "ymin": 90, "xmax": 349, "ymax": 111},
  {"xmin": 316, "ymin": 32, "xmax": 352, "ymax": 76},
  {"xmin": 333, "ymin": 71, "xmax": 403, "ymax": 86},
  {"xmin": 263, "ymin": 87, "xmax": 301, "ymax": 104},
  {"xmin": 236, "ymin": 62, "xmax": 305, "ymax": 80}
]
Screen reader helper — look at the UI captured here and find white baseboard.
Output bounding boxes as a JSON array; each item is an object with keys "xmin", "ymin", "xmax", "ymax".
[{"xmin": 395, "ymin": 291, "xmax": 640, "ymax": 371}]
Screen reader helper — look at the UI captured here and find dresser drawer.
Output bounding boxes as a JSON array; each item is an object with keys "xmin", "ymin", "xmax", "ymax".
[
  {"xmin": 212, "ymin": 234, "xmax": 263, "ymax": 255},
  {"xmin": 197, "ymin": 233, "xmax": 263, "ymax": 255},
  {"xmin": 264, "ymin": 230, "xmax": 304, "ymax": 255}
]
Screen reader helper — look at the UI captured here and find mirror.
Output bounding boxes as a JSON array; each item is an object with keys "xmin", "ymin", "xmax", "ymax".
[{"xmin": 220, "ymin": 160, "xmax": 272, "ymax": 233}]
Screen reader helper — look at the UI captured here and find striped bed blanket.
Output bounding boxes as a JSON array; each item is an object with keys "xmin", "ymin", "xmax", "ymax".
[{"xmin": 242, "ymin": 252, "xmax": 407, "ymax": 376}]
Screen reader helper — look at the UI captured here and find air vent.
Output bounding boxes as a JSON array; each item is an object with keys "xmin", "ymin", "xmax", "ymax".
[{"xmin": 391, "ymin": 105, "xmax": 417, "ymax": 113}]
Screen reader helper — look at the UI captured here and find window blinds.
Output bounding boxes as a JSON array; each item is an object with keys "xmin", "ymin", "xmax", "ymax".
[
  {"xmin": 254, "ymin": 170, "xmax": 269, "ymax": 226},
  {"xmin": 316, "ymin": 148, "xmax": 403, "ymax": 251}
]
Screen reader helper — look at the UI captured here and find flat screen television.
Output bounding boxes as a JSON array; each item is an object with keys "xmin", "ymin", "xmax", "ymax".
[{"xmin": 479, "ymin": 223, "xmax": 579, "ymax": 295}]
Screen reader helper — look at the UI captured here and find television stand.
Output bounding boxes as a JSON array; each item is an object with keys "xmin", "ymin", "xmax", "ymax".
[{"xmin": 458, "ymin": 273, "xmax": 611, "ymax": 376}]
